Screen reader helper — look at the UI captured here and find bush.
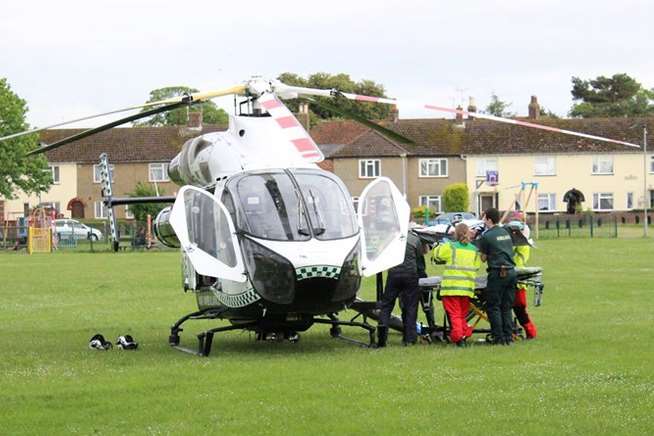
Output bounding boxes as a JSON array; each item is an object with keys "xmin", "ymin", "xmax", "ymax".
[
  {"xmin": 412, "ymin": 206, "xmax": 436, "ymax": 220},
  {"xmin": 443, "ymin": 183, "xmax": 469, "ymax": 212}
]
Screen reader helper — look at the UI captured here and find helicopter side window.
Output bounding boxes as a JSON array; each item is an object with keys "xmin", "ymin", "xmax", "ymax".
[
  {"xmin": 234, "ymin": 173, "xmax": 310, "ymax": 241},
  {"xmin": 184, "ymin": 189, "xmax": 237, "ymax": 267},
  {"xmin": 292, "ymin": 172, "xmax": 358, "ymax": 241}
]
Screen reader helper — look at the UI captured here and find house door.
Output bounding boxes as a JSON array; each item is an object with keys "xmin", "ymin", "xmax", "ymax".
[
  {"xmin": 479, "ymin": 193, "xmax": 497, "ymax": 214},
  {"xmin": 70, "ymin": 200, "xmax": 85, "ymax": 219}
]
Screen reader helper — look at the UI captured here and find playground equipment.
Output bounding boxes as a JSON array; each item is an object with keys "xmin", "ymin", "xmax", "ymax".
[{"xmin": 27, "ymin": 207, "xmax": 53, "ymax": 254}]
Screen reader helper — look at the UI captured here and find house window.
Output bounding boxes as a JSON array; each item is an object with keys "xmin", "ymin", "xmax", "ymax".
[
  {"xmin": 47, "ymin": 165, "xmax": 60, "ymax": 184},
  {"xmin": 419, "ymin": 195, "xmax": 442, "ymax": 213},
  {"xmin": 593, "ymin": 193, "xmax": 614, "ymax": 211},
  {"xmin": 650, "ymin": 156, "xmax": 654, "ymax": 174},
  {"xmin": 419, "ymin": 158, "xmax": 448, "ymax": 177},
  {"xmin": 476, "ymin": 158, "xmax": 498, "ymax": 177},
  {"xmin": 359, "ymin": 159, "xmax": 380, "ymax": 178},
  {"xmin": 626, "ymin": 192, "xmax": 634, "ymax": 210},
  {"xmin": 93, "ymin": 164, "xmax": 115, "ymax": 183},
  {"xmin": 592, "ymin": 156, "xmax": 614, "ymax": 175},
  {"xmin": 352, "ymin": 196, "xmax": 359, "ymax": 212},
  {"xmin": 94, "ymin": 201, "xmax": 108, "ymax": 219},
  {"xmin": 534, "ymin": 156, "xmax": 556, "ymax": 176},
  {"xmin": 125, "ymin": 205, "xmax": 134, "ymax": 219},
  {"xmin": 537, "ymin": 193, "xmax": 556, "ymax": 211},
  {"xmin": 149, "ymin": 163, "xmax": 170, "ymax": 182}
]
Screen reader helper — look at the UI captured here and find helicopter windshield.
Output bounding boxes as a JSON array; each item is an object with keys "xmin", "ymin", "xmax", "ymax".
[
  {"xmin": 233, "ymin": 172, "xmax": 311, "ymax": 241},
  {"xmin": 292, "ymin": 170, "xmax": 358, "ymax": 240}
]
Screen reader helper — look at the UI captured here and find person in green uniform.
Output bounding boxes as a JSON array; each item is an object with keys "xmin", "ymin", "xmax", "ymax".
[{"xmin": 477, "ymin": 208, "xmax": 517, "ymax": 345}]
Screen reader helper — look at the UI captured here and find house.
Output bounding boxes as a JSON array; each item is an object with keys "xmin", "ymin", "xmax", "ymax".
[
  {"xmin": 462, "ymin": 113, "xmax": 653, "ymax": 216},
  {"xmin": 311, "ymin": 118, "xmax": 468, "ymax": 213},
  {"xmin": 1, "ymin": 118, "xmax": 224, "ymax": 221}
]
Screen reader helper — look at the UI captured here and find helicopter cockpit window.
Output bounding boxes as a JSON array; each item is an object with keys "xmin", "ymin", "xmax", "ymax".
[
  {"xmin": 234, "ymin": 173, "xmax": 311, "ymax": 241},
  {"xmin": 359, "ymin": 182, "xmax": 401, "ymax": 262},
  {"xmin": 184, "ymin": 189, "xmax": 237, "ymax": 267},
  {"xmin": 292, "ymin": 172, "xmax": 358, "ymax": 240}
]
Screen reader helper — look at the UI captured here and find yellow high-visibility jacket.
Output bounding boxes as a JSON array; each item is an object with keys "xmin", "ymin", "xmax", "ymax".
[
  {"xmin": 433, "ymin": 241, "xmax": 481, "ymax": 298},
  {"xmin": 514, "ymin": 245, "xmax": 531, "ymax": 267}
]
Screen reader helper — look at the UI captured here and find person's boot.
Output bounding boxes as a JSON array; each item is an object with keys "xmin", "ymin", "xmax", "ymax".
[
  {"xmin": 524, "ymin": 322, "xmax": 537, "ymax": 339},
  {"xmin": 377, "ymin": 326, "xmax": 388, "ymax": 348}
]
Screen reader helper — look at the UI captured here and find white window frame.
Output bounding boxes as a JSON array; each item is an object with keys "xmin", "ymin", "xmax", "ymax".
[
  {"xmin": 534, "ymin": 156, "xmax": 556, "ymax": 176},
  {"xmin": 94, "ymin": 201, "xmax": 108, "ymax": 219},
  {"xmin": 592, "ymin": 192, "xmax": 614, "ymax": 211},
  {"xmin": 418, "ymin": 195, "xmax": 442, "ymax": 213},
  {"xmin": 124, "ymin": 205, "xmax": 134, "ymax": 219},
  {"xmin": 358, "ymin": 159, "xmax": 381, "ymax": 179},
  {"xmin": 649, "ymin": 156, "xmax": 654, "ymax": 174},
  {"xmin": 537, "ymin": 193, "xmax": 556, "ymax": 211},
  {"xmin": 148, "ymin": 163, "xmax": 170, "ymax": 182},
  {"xmin": 592, "ymin": 156, "xmax": 614, "ymax": 175},
  {"xmin": 47, "ymin": 165, "xmax": 60, "ymax": 184},
  {"xmin": 419, "ymin": 158, "xmax": 448, "ymax": 178},
  {"xmin": 476, "ymin": 158, "xmax": 498, "ymax": 177},
  {"xmin": 93, "ymin": 164, "xmax": 115, "ymax": 183}
]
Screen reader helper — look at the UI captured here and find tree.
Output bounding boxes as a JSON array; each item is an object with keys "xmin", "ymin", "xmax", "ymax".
[
  {"xmin": 569, "ymin": 73, "xmax": 654, "ymax": 118},
  {"xmin": 127, "ymin": 182, "xmax": 168, "ymax": 222},
  {"xmin": 134, "ymin": 86, "xmax": 229, "ymax": 126},
  {"xmin": 277, "ymin": 72, "xmax": 391, "ymax": 121},
  {"xmin": 0, "ymin": 78, "xmax": 51, "ymax": 199},
  {"xmin": 484, "ymin": 94, "xmax": 514, "ymax": 117},
  {"xmin": 443, "ymin": 183, "xmax": 469, "ymax": 212}
]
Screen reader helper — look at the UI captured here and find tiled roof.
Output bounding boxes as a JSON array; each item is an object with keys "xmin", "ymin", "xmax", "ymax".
[
  {"xmin": 41, "ymin": 125, "xmax": 226, "ymax": 163},
  {"xmin": 309, "ymin": 116, "xmax": 653, "ymax": 157},
  {"xmin": 462, "ymin": 117, "xmax": 652, "ymax": 154}
]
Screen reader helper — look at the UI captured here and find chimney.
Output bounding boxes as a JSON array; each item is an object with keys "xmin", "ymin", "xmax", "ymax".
[
  {"xmin": 467, "ymin": 97, "xmax": 477, "ymax": 118},
  {"xmin": 388, "ymin": 104, "xmax": 399, "ymax": 123},
  {"xmin": 297, "ymin": 102, "xmax": 310, "ymax": 129},
  {"xmin": 455, "ymin": 105, "xmax": 464, "ymax": 124},
  {"xmin": 528, "ymin": 95, "xmax": 540, "ymax": 119},
  {"xmin": 188, "ymin": 110, "xmax": 203, "ymax": 130}
]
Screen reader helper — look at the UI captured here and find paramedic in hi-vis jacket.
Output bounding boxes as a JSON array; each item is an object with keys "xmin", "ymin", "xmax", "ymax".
[
  {"xmin": 433, "ymin": 223, "xmax": 481, "ymax": 347},
  {"xmin": 513, "ymin": 223, "xmax": 538, "ymax": 339}
]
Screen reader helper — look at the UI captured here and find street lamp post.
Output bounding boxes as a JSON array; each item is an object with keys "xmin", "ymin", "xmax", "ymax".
[{"xmin": 643, "ymin": 126, "xmax": 649, "ymax": 237}]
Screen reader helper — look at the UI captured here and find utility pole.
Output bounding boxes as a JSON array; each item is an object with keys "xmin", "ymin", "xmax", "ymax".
[{"xmin": 643, "ymin": 126, "xmax": 649, "ymax": 237}]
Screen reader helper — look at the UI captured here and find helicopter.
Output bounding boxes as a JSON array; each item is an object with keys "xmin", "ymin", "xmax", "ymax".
[{"xmin": 2, "ymin": 76, "xmax": 641, "ymax": 355}]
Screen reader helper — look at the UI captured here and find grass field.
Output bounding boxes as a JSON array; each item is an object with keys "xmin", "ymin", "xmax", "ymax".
[{"xmin": 1, "ymin": 239, "xmax": 653, "ymax": 435}]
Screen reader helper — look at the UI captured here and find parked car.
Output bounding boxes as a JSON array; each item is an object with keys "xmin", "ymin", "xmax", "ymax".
[
  {"xmin": 432, "ymin": 212, "xmax": 476, "ymax": 225},
  {"xmin": 53, "ymin": 219, "xmax": 103, "ymax": 241}
]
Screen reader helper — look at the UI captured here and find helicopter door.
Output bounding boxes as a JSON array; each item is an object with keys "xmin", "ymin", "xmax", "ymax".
[
  {"xmin": 169, "ymin": 186, "xmax": 246, "ymax": 282},
  {"xmin": 357, "ymin": 177, "xmax": 410, "ymax": 277}
]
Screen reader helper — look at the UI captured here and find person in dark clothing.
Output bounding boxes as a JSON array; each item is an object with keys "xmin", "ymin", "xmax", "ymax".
[
  {"xmin": 478, "ymin": 208, "xmax": 517, "ymax": 345},
  {"xmin": 377, "ymin": 230, "xmax": 427, "ymax": 347}
]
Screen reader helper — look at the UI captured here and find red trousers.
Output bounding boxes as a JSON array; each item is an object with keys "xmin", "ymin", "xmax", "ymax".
[
  {"xmin": 442, "ymin": 296, "xmax": 473, "ymax": 343},
  {"xmin": 513, "ymin": 287, "xmax": 537, "ymax": 338}
]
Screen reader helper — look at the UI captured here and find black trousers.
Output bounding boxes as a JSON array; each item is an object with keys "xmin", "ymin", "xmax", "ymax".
[
  {"xmin": 485, "ymin": 269, "xmax": 517, "ymax": 342},
  {"xmin": 379, "ymin": 274, "xmax": 420, "ymax": 344}
]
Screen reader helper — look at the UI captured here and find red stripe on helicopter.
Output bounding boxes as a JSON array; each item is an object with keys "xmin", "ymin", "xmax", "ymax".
[
  {"xmin": 292, "ymin": 138, "xmax": 316, "ymax": 152},
  {"xmin": 276, "ymin": 116, "xmax": 300, "ymax": 129},
  {"xmin": 302, "ymin": 152, "xmax": 322, "ymax": 159},
  {"xmin": 261, "ymin": 98, "xmax": 283, "ymax": 110},
  {"xmin": 355, "ymin": 95, "xmax": 380, "ymax": 103}
]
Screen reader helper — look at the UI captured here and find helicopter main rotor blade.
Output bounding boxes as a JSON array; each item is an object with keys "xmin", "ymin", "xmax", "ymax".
[
  {"xmin": 301, "ymin": 96, "xmax": 414, "ymax": 145},
  {"xmin": 1, "ymin": 84, "xmax": 247, "ymax": 145},
  {"xmin": 258, "ymin": 92, "xmax": 324, "ymax": 162},
  {"xmin": 26, "ymin": 100, "xmax": 188, "ymax": 156},
  {"xmin": 275, "ymin": 82, "xmax": 398, "ymax": 105},
  {"xmin": 423, "ymin": 105, "xmax": 641, "ymax": 149}
]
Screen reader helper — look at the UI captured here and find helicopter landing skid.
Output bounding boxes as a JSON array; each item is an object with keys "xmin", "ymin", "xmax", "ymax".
[{"xmin": 313, "ymin": 313, "xmax": 377, "ymax": 348}]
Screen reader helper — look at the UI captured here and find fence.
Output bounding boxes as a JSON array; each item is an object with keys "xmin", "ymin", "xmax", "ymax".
[{"xmin": 530, "ymin": 214, "xmax": 618, "ymax": 239}]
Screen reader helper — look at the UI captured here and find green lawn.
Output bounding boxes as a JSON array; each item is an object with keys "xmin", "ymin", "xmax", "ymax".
[{"xmin": 1, "ymin": 239, "xmax": 653, "ymax": 435}]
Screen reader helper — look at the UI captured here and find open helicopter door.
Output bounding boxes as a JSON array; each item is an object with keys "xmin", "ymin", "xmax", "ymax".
[
  {"xmin": 357, "ymin": 177, "xmax": 411, "ymax": 277},
  {"xmin": 169, "ymin": 186, "xmax": 246, "ymax": 282}
]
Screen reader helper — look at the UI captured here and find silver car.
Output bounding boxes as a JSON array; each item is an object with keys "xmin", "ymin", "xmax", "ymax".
[{"xmin": 53, "ymin": 219, "xmax": 103, "ymax": 241}]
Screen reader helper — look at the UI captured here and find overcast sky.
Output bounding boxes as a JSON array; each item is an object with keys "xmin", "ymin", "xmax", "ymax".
[{"xmin": 1, "ymin": 0, "xmax": 653, "ymax": 128}]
